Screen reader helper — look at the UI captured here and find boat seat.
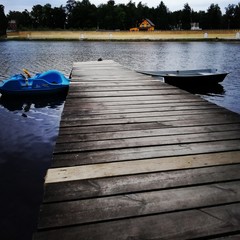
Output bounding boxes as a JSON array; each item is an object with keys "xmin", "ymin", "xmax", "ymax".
[
  {"xmin": 32, "ymin": 80, "xmax": 49, "ymax": 88},
  {"xmin": 4, "ymin": 80, "xmax": 21, "ymax": 90},
  {"xmin": 37, "ymin": 70, "xmax": 62, "ymax": 84}
]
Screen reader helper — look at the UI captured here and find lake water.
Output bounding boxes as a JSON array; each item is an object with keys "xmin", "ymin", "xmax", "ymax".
[{"xmin": 0, "ymin": 40, "xmax": 240, "ymax": 240}]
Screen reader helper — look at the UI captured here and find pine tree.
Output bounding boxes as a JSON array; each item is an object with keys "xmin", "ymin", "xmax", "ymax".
[{"xmin": 0, "ymin": 5, "xmax": 8, "ymax": 36}]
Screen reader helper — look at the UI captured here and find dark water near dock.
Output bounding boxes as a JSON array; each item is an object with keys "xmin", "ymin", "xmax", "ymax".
[{"xmin": 0, "ymin": 41, "xmax": 239, "ymax": 239}]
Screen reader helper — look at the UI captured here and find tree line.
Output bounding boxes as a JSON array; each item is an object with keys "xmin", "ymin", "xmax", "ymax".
[
  {"xmin": 1, "ymin": 0, "xmax": 240, "ymax": 33},
  {"xmin": 0, "ymin": 5, "xmax": 8, "ymax": 35}
]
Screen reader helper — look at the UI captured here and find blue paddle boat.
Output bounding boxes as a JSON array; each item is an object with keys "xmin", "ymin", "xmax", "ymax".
[{"xmin": 0, "ymin": 69, "xmax": 70, "ymax": 96}]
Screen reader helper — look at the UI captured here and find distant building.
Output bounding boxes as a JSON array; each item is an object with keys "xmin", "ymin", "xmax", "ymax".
[
  {"xmin": 8, "ymin": 20, "xmax": 17, "ymax": 31},
  {"xmin": 191, "ymin": 22, "xmax": 202, "ymax": 30},
  {"xmin": 130, "ymin": 18, "xmax": 155, "ymax": 32},
  {"xmin": 139, "ymin": 19, "xmax": 155, "ymax": 31}
]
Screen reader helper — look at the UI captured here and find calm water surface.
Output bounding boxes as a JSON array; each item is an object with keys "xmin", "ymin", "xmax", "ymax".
[{"xmin": 0, "ymin": 41, "xmax": 239, "ymax": 239}]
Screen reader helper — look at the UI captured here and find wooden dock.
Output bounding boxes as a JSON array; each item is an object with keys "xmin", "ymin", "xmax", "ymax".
[{"xmin": 34, "ymin": 60, "xmax": 240, "ymax": 239}]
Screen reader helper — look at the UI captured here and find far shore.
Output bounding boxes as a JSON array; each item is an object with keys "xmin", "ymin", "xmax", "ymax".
[{"xmin": 6, "ymin": 30, "xmax": 240, "ymax": 41}]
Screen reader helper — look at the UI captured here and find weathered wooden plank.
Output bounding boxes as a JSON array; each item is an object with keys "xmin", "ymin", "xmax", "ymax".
[
  {"xmin": 59, "ymin": 112, "xmax": 240, "ymax": 127},
  {"xmin": 69, "ymin": 79, "xmax": 164, "ymax": 85},
  {"xmin": 52, "ymin": 140, "xmax": 240, "ymax": 167},
  {"xmin": 57, "ymin": 123, "xmax": 240, "ymax": 142},
  {"xmin": 33, "ymin": 203, "xmax": 240, "ymax": 240},
  {"xmin": 46, "ymin": 151, "xmax": 240, "ymax": 183},
  {"xmin": 66, "ymin": 94, "xmax": 201, "ymax": 101},
  {"xmin": 43, "ymin": 164, "xmax": 240, "ymax": 202},
  {"xmin": 62, "ymin": 104, "xmax": 220, "ymax": 116},
  {"xmin": 62, "ymin": 107, "xmax": 228, "ymax": 119},
  {"xmin": 73, "ymin": 60, "xmax": 118, "ymax": 65},
  {"xmin": 70, "ymin": 79, "xmax": 156, "ymax": 83},
  {"xmin": 58, "ymin": 120, "xmax": 240, "ymax": 135},
  {"xmin": 38, "ymin": 181, "xmax": 240, "ymax": 229},
  {"xmin": 72, "ymin": 73, "xmax": 145, "ymax": 79},
  {"xmin": 61, "ymin": 108, "xmax": 229, "ymax": 121},
  {"xmin": 69, "ymin": 89, "xmax": 187, "ymax": 97},
  {"xmin": 64, "ymin": 98, "xmax": 204, "ymax": 106},
  {"xmin": 70, "ymin": 85, "xmax": 175, "ymax": 91},
  {"xmin": 59, "ymin": 122, "xmax": 170, "ymax": 134},
  {"xmin": 64, "ymin": 99, "xmax": 209, "ymax": 107},
  {"xmin": 72, "ymin": 69, "xmax": 137, "ymax": 74},
  {"xmin": 72, "ymin": 68, "xmax": 135, "ymax": 72},
  {"xmin": 63, "ymin": 100, "xmax": 212, "ymax": 110},
  {"xmin": 73, "ymin": 60, "xmax": 117, "ymax": 65},
  {"xmin": 54, "ymin": 130, "xmax": 240, "ymax": 153},
  {"xmin": 70, "ymin": 75, "xmax": 155, "ymax": 81}
]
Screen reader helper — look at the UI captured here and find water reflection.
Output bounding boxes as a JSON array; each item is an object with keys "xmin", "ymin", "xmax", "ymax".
[
  {"xmin": 154, "ymin": 75, "xmax": 225, "ymax": 96},
  {"xmin": 0, "ymin": 92, "xmax": 67, "ymax": 113},
  {"xmin": 0, "ymin": 92, "xmax": 66, "ymax": 240},
  {"xmin": 169, "ymin": 82, "xmax": 225, "ymax": 95}
]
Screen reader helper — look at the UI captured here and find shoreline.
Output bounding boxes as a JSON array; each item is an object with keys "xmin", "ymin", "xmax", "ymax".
[{"xmin": 6, "ymin": 30, "xmax": 240, "ymax": 41}]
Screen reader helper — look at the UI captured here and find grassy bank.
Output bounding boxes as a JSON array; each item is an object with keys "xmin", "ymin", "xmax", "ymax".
[{"xmin": 7, "ymin": 30, "xmax": 240, "ymax": 41}]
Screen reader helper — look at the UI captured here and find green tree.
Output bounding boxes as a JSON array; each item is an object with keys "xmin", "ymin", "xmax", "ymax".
[
  {"xmin": 105, "ymin": 0, "xmax": 116, "ymax": 29},
  {"xmin": 195, "ymin": 10, "xmax": 207, "ymax": 29},
  {"xmin": 107, "ymin": 0, "xmax": 115, "ymax": 6},
  {"xmin": 97, "ymin": 1, "xmax": 128, "ymax": 30},
  {"xmin": 224, "ymin": 4, "xmax": 235, "ymax": 29},
  {"xmin": 181, "ymin": 3, "xmax": 191, "ymax": 30},
  {"xmin": 155, "ymin": 1, "xmax": 169, "ymax": 30},
  {"xmin": 206, "ymin": 4, "xmax": 222, "ymax": 29},
  {"xmin": 7, "ymin": 10, "xmax": 32, "ymax": 29},
  {"xmin": 42, "ymin": 4, "xmax": 54, "ymax": 28},
  {"xmin": 234, "ymin": 3, "xmax": 240, "ymax": 28},
  {"xmin": 30, "ymin": 4, "xmax": 66, "ymax": 29},
  {"xmin": 170, "ymin": 10, "xmax": 181, "ymax": 29},
  {"xmin": 0, "ymin": 5, "xmax": 8, "ymax": 36},
  {"xmin": 97, "ymin": 2, "xmax": 115, "ymax": 29},
  {"xmin": 31, "ymin": 4, "xmax": 44, "ymax": 28},
  {"xmin": 125, "ymin": 1, "xmax": 137, "ymax": 29},
  {"xmin": 67, "ymin": 0, "xmax": 97, "ymax": 29},
  {"xmin": 224, "ymin": 3, "xmax": 240, "ymax": 29},
  {"xmin": 66, "ymin": 0, "xmax": 76, "ymax": 13},
  {"xmin": 52, "ymin": 6, "xmax": 66, "ymax": 29},
  {"xmin": 136, "ymin": 2, "xmax": 150, "ymax": 21}
]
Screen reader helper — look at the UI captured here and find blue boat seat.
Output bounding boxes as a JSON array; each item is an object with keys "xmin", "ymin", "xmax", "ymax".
[
  {"xmin": 36, "ymin": 70, "xmax": 63, "ymax": 84},
  {"xmin": 32, "ymin": 80, "xmax": 50, "ymax": 89},
  {"xmin": 4, "ymin": 80, "xmax": 21, "ymax": 90}
]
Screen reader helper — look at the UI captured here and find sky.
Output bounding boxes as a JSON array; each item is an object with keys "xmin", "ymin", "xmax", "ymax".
[{"xmin": 1, "ymin": 0, "xmax": 239, "ymax": 14}]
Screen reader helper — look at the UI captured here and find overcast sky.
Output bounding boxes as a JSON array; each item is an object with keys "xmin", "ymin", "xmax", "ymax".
[{"xmin": 1, "ymin": 0, "xmax": 239, "ymax": 14}]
